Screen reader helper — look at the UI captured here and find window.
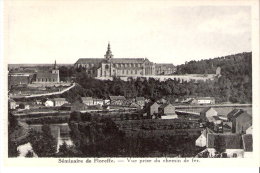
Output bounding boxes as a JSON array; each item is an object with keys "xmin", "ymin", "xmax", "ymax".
[
  {"xmin": 135, "ymin": 70, "xmax": 137, "ymax": 74},
  {"xmin": 122, "ymin": 70, "xmax": 124, "ymax": 74}
]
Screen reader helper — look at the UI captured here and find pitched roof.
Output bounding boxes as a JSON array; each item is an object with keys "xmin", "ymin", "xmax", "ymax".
[
  {"xmin": 207, "ymin": 134, "xmax": 242, "ymax": 149},
  {"xmin": 75, "ymin": 58, "xmax": 103, "ymax": 64},
  {"xmin": 53, "ymin": 98, "xmax": 66, "ymax": 101},
  {"xmin": 201, "ymin": 128, "xmax": 214, "ymax": 138},
  {"xmin": 227, "ymin": 109, "xmax": 244, "ymax": 120},
  {"xmin": 242, "ymin": 134, "xmax": 253, "ymax": 152},
  {"xmin": 109, "ymin": 95, "xmax": 126, "ymax": 100},
  {"xmin": 151, "ymin": 102, "xmax": 160, "ymax": 107},
  {"xmin": 155, "ymin": 63, "xmax": 175, "ymax": 67},
  {"xmin": 200, "ymin": 107, "xmax": 212, "ymax": 114},
  {"xmin": 61, "ymin": 103, "xmax": 71, "ymax": 107},
  {"xmin": 9, "ymin": 99, "xmax": 16, "ymax": 102},
  {"xmin": 36, "ymin": 72, "xmax": 58, "ymax": 79},
  {"xmin": 110, "ymin": 58, "xmax": 146, "ymax": 64},
  {"xmin": 206, "ymin": 127, "xmax": 215, "ymax": 134},
  {"xmin": 75, "ymin": 58, "xmax": 146, "ymax": 64},
  {"xmin": 223, "ymin": 122, "xmax": 232, "ymax": 129}
]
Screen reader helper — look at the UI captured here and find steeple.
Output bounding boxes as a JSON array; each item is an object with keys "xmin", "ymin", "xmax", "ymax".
[
  {"xmin": 104, "ymin": 42, "xmax": 113, "ymax": 59},
  {"xmin": 54, "ymin": 60, "xmax": 57, "ymax": 69}
]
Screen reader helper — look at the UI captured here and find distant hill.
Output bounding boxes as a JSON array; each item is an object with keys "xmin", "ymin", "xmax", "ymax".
[{"xmin": 176, "ymin": 52, "xmax": 252, "ymax": 75}]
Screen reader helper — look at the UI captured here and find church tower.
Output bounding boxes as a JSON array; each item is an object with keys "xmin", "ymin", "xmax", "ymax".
[
  {"xmin": 52, "ymin": 60, "xmax": 60, "ymax": 82},
  {"xmin": 104, "ymin": 42, "xmax": 114, "ymax": 59}
]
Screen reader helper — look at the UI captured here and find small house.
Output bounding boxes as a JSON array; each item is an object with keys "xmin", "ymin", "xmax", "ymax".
[
  {"xmin": 196, "ymin": 97, "xmax": 215, "ymax": 105},
  {"xmin": 93, "ymin": 98, "xmax": 104, "ymax": 106},
  {"xmin": 135, "ymin": 97, "xmax": 145, "ymax": 107},
  {"xmin": 61, "ymin": 102, "xmax": 88, "ymax": 111},
  {"xmin": 9, "ymin": 99, "xmax": 17, "ymax": 110},
  {"xmin": 150, "ymin": 102, "xmax": 161, "ymax": 115},
  {"xmin": 109, "ymin": 96, "xmax": 126, "ymax": 106},
  {"xmin": 53, "ymin": 98, "xmax": 68, "ymax": 107},
  {"xmin": 227, "ymin": 109, "xmax": 252, "ymax": 134},
  {"xmin": 159, "ymin": 103, "xmax": 178, "ymax": 119},
  {"xmin": 104, "ymin": 99, "xmax": 110, "ymax": 105},
  {"xmin": 200, "ymin": 107, "xmax": 218, "ymax": 121},
  {"xmin": 35, "ymin": 100, "xmax": 43, "ymax": 105},
  {"xmin": 195, "ymin": 128, "xmax": 214, "ymax": 147},
  {"xmin": 158, "ymin": 103, "xmax": 175, "ymax": 115},
  {"xmin": 129, "ymin": 102, "xmax": 142, "ymax": 110},
  {"xmin": 24, "ymin": 104, "xmax": 30, "ymax": 110},
  {"xmin": 82, "ymin": 97, "xmax": 94, "ymax": 105},
  {"xmin": 232, "ymin": 112, "xmax": 252, "ymax": 134},
  {"xmin": 45, "ymin": 100, "xmax": 54, "ymax": 107}
]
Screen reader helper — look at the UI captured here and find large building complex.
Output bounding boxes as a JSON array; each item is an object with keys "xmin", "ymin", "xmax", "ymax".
[{"xmin": 74, "ymin": 43, "xmax": 176, "ymax": 77}]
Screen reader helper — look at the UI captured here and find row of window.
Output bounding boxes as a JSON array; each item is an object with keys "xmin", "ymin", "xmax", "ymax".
[
  {"xmin": 79, "ymin": 63, "xmax": 144, "ymax": 68},
  {"xmin": 119, "ymin": 69, "xmax": 139, "ymax": 75},
  {"xmin": 37, "ymin": 78, "xmax": 57, "ymax": 82},
  {"xmin": 113, "ymin": 63, "xmax": 143, "ymax": 68}
]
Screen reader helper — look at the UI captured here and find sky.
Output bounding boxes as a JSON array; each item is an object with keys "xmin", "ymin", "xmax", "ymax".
[{"xmin": 5, "ymin": 0, "xmax": 251, "ymax": 65}]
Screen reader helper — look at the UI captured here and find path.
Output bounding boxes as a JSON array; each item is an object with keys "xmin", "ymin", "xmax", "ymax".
[{"xmin": 10, "ymin": 83, "xmax": 76, "ymax": 99}]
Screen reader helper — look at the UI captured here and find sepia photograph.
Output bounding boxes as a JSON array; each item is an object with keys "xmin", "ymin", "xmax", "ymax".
[{"xmin": 3, "ymin": 0, "xmax": 259, "ymax": 164}]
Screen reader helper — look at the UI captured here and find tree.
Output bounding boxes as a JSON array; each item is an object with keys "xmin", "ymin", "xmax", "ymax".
[
  {"xmin": 28, "ymin": 125, "xmax": 57, "ymax": 157},
  {"xmin": 214, "ymin": 135, "xmax": 226, "ymax": 154},
  {"xmin": 8, "ymin": 138, "xmax": 19, "ymax": 157}
]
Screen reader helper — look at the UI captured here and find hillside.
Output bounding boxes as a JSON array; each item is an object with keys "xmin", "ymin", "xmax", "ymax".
[
  {"xmin": 176, "ymin": 52, "xmax": 252, "ymax": 75},
  {"xmin": 175, "ymin": 52, "xmax": 252, "ymax": 103}
]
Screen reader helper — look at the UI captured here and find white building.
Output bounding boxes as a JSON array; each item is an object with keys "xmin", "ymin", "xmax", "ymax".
[
  {"xmin": 195, "ymin": 128, "xmax": 214, "ymax": 147},
  {"xmin": 45, "ymin": 100, "xmax": 54, "ymax": 107},
  {"xmin": 200, "ymin": 107, "xmax": 219, "ymax": 123},
  {"xmin": 17, "ymin": 142, "xmax": 37, "ymax": 158},
  {"xmin": 161, "ymin": 115, "xmax": 178, "ymax": 119}
]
